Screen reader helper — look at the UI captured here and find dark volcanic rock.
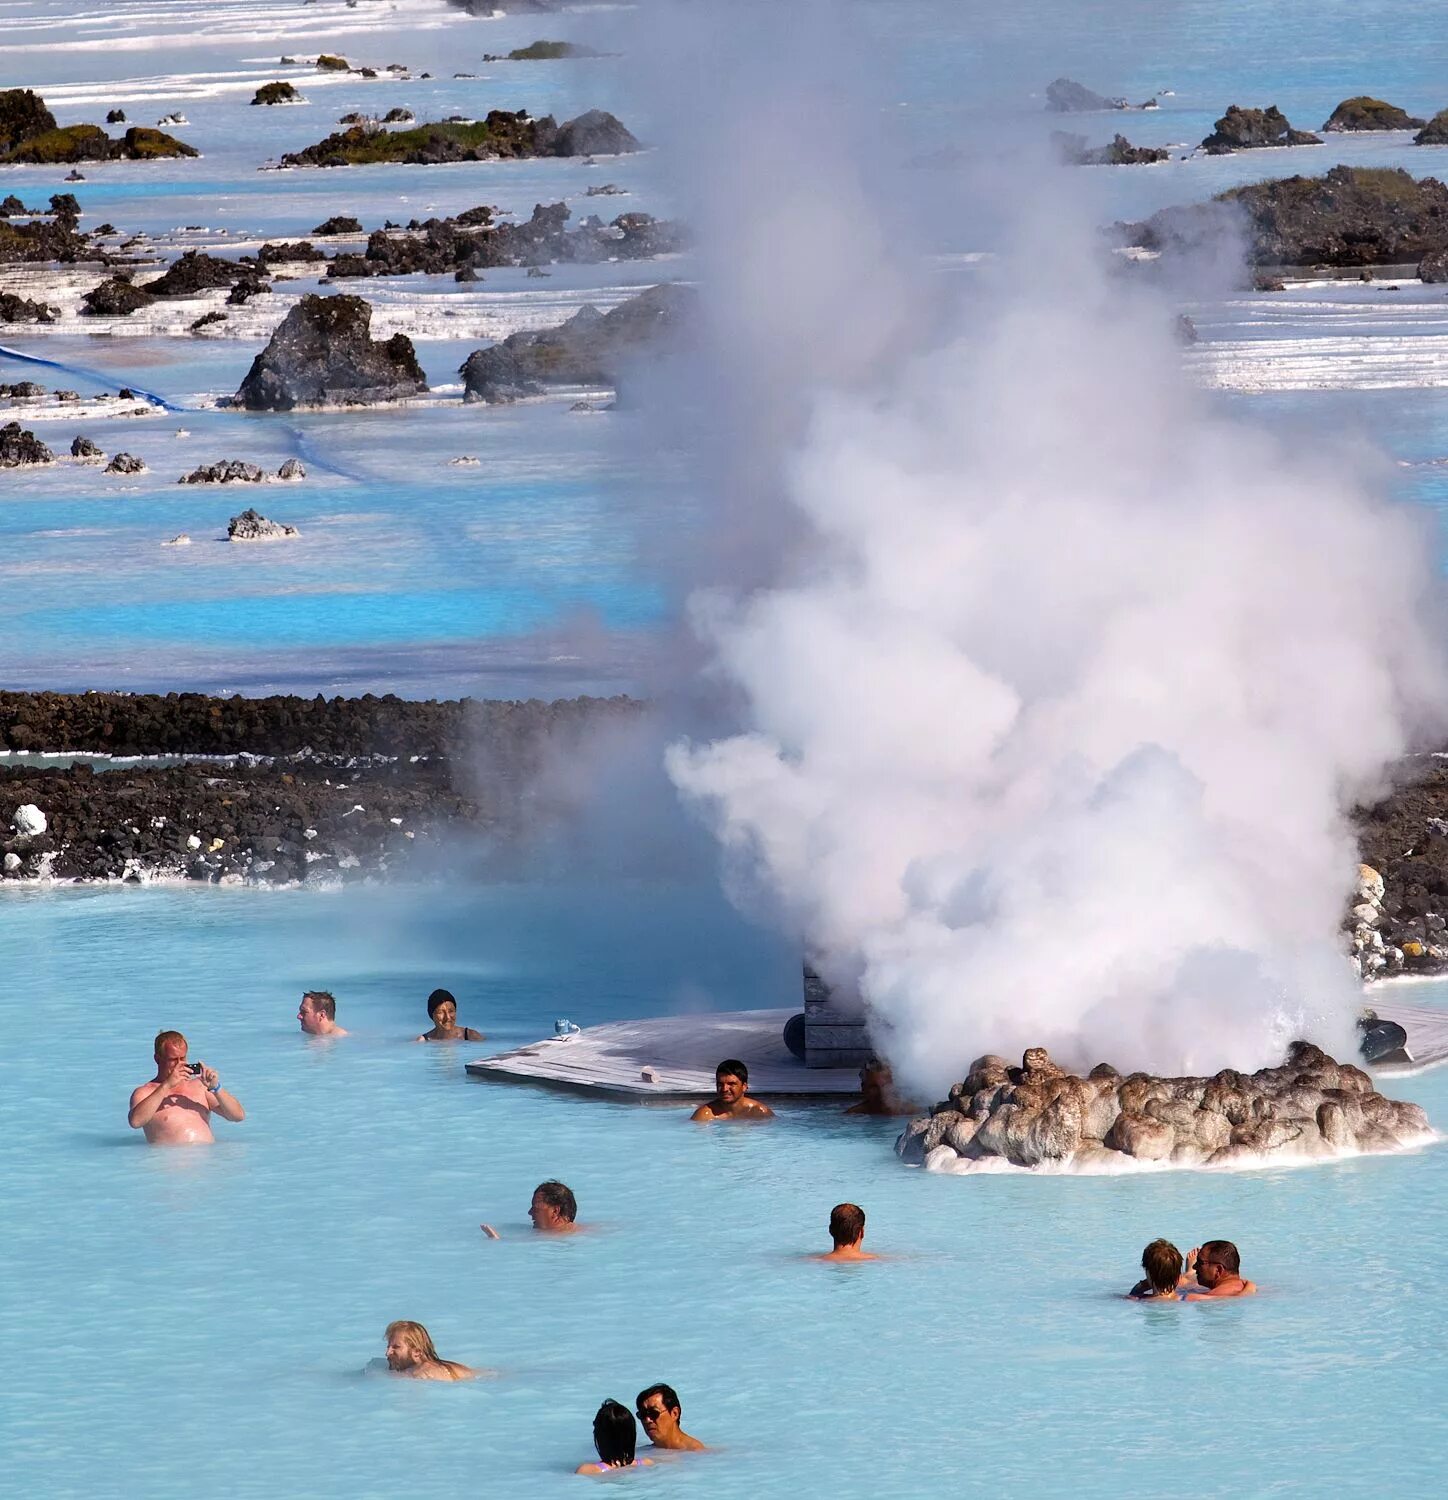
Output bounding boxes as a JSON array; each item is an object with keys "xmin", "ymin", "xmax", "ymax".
[
  {"xmin": 228, "ymin": 507, "xmax": 298, "ymax": 540},
  {"xmin": 277, "ymin": 458, "xmax": 305, "ymax": 480},
  {"xmin": 226, "ymin": 273, "xmax": 270, "ymax": 305},
  {"xmin": 252, "ymin": 81, "xmax": 302, "ymax": 106},
  {"xmin": 312, "ymin": 215, "xmax": 363, "ymax": 235},
  {"xmin": 1416, "ymin": 110, "xmax": 1448, "ymax": 145},
  {"xmin": 190, "ymin": 310, "xmax": 228, "ymax": 332},
  {"xmin": 0, "ymin": 207, "xmax": 94, "ymax": 265},
  {"xmin": 1055, "ymin": 131, "xmax": 1168, "ymax": 166},
  {"xmin": 1419, "ymin": 247, "xmax": 1448, "ymax": 283},
  {"xmin": 459, "ymin": 282, "xmax": 694, "ymax": 403},
  {"xmin": 316, "ymin": 54, "xmax": 350, "ymax": 71},
  {"xmin": 0, "ymin": 88, "xmax": 57, "ymax": 154},
  {"xmin": 180, "ymin": 460, "xmax": 266, "ymax": 485},
  {"xmin": 898, "ymin": 1044, "xmax": 1428, "ymax": 1172},
  {"xmin": 1045, "ymin": 77, "xmax": 1123, "ymax": 112},
  {"xmin": 0, "ymin": 421, "xmax": 54, "ymax": 466},
  {"xmin": 234, "ymin": 293, "xmax": 427, "ymax": 410},
  {"xmin": 104, "ymin": 452, "xmax": 146, "ymax": 474},
  {"xmin": 1201, "ymin": 104, "xmax": 1321, "ymax": 154},
  {"xmin": 279, "ymin": 108, "xmax": 638, "ymax": 167},
  {"xmin": 1323, "ymin": 96, "xmax": 1425, "ymax": 132},
  {"xmin": 70, "ymin": 435, "xmax": 103, "ymax": 459},
  {"xmin": 383, "ymin": 107, "xmax": 415, "ymax": 124},
  {"xmin": 142, "ymin": 251, "xmax": 245, "ymax": 297},
  {"xmin": 0, "ymin": 290, "xmax": 59, "ymax": 322},
  {"xmin": 2, "ymin": 118, "xmax": 197, "ymax": 164},
  {"xmin": 1123, "ymin": 165, "xmax": 1448, "ymax": 269},
  {"xmin": 81, "ymin": 276, "xmax": 155, "ymax": 316},
  {"xmin": 257, "ymin": 239, "xmax": 327, "ymax": 266},
  {"xmin": 106, "ymin": 108, "xmax": 126, "ymax": 124}
]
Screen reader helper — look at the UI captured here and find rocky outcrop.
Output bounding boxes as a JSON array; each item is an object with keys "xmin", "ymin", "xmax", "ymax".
[
  {"xmin": 487, "ymin": 40, "xmax": 604, "ymax": 60},
  {"xmin": 1201, "ymin": 104, "xmax": 1321, "ymax": 153},
  {"xmin": 278, "ymin": 108, "xmax": 638, "ymax": 167},
  {"xmin": 142, "ymin": 251, "xmax": 246, "ymax": 298},
  {"xmin": 2, "ymin": 117, "xmax": 198, "ymax": 164},
  {"xmin": 459, "ymin": 282, "xmax": 693, "ymax": 403},
  {"xmin": 1420, "ymin": 248, "xmax": 1448, "ymax": 283},
  {"xmin": 180, "ymin": 460, "xmax": 265, "ymax": 485},
  {"xmin": 1416, "ymin": 110, "xmax": 1448, "ymax": 145},
  {"xmin": 897, "ymin": 1043, "xmax": 1430, "ymax": 1173},
  {"xmin": 0, "ymin": 422, "xmax": 53, "ymax": 466},
  {"xmin": 277, "ymin": 458, "xmax": 306, "ymax": 480},
  {"xmin": 234, "ymin": 293, "xmax": 427, "ymax": 410},
  {"xmin": 0, "ymin": 290, "xmax": 58, "ymax": 322},
  {"xmin": 313, "ymin": 215, "xmax": 363, "ymax": 236},
  {"xmin": 1123, "ymin": 166, "xmax": 1448, "ymax": 269},
  {"xmin": 106, "ymin": 109, "xmax": 125, "ymax": 124},
  {"xmin": 1055, "ymin": 132, "xmax": 1168, "ymax": 165},
  {"xmin": 0, "ymin": 201, "xmax": 95, "ymax": 265},
  {"xmin": 1045, "ymin": 78, "xmax": 1124, "ymax": 112},
  {"xmin": 0, "ymin": 88, "xmax": 57, "ymax": 153},
  {"xmin": 252, "ymin": 81, "xmax": 301, "ymax": 105},
  {"xmin": 316, "ymin": 54, "xmax": 350, "ymax": 71},
  {"xmin": 80, "ymin": 277, "xmax": 155, "ymax": 317},
  {"xmin": 227, "ymin": 508, "xmax": 297, "ymax": 540},
  {"xmin": 70, "ymin": 435, "xmax": 102, "ymax": 459},
  {"xmin": 104, "ymin": 452, "xmax": 146, "ymax": 474},
  {"xmin": 1323, "ymin": 97, "xmax": 1425, "ymax": 132}
]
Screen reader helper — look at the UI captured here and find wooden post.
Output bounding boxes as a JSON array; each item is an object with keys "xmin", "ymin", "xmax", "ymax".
[{"xmin": 802, "ymin": 965, "xmax": 873, "ymax": 1070}]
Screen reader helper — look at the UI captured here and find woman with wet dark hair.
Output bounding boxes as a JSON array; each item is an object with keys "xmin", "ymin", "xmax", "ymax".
[
  {"xmin": 576, "ymin": 1400, "xmax": 653, "ymax": 1474},
  {"xmin": 415, "ymin": 988, "xmax": 485, "ymax": 1042}
]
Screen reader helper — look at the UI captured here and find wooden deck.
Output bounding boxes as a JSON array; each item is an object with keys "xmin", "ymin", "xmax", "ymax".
[
  {"xmin": 464, "ymin": 1007, "xmax": 861, "ymax": 1102},
  {"xmin": 1363, "ymin": 997, "xmax": 1448, "ymax": 1075}
]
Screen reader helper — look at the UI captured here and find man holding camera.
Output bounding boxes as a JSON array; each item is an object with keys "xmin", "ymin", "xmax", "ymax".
[{"xmin": 127, "ymin": 1029, "xmax": 245, "ymax": 1145}]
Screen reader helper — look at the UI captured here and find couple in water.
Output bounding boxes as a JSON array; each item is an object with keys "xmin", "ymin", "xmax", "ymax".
[
  {"xmin": 1129, "ymin": 1239, "xmax": 1256, "ymax": 1301},
  {"xmin": 297, "ymin": 987, "xmax": 483, "ymax": 1041},
  {"xmin": 577, "ymin": 1386, "xmax": 707, "ymax": 1473}
]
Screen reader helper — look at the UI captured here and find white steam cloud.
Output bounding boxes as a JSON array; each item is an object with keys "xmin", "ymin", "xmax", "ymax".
[{"xmin": 636, "ymin": 3, "xmax": 1448, "ymax": 1095}]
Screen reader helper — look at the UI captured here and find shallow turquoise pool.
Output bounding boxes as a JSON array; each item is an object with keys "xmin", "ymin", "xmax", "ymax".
[{"xmin": 2, "ymin": 881, "xmax": 1445, "ymax": 1499}]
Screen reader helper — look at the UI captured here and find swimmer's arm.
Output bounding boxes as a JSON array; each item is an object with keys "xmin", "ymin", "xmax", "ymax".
[
  {"xmin": 480, "ymin": 1224, "xmax": 500, "ymax": 1239},
  {"xmin": 207, "ymin": 1085, "xmax": 245, "ymax": 1122},
  {"xmin": 127, "ymin": 1082, "xmax": 165, "ymax": 1129}
]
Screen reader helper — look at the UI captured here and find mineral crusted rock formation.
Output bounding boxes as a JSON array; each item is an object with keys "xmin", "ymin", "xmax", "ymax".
[
  {"xmin": 180, "ymin": 460, "xmax": 265, "ymax": 485},
  {"xmin": 227, "ymin": 508, "xmax": 298, "ymax": 540},
  {"xmin": 104, "ymin": 452, "xmax": 146, "ymax": 474},
  {"xmin": 81, "ymin": 277, "xmax": 155, "ymax": 317},
  {"xmin": 1201, "ymin": 104, "xmax": 1321, "ymax": 153},
  {"xmin": 1045, "ymin": 78, "xmax": 1125, "ymax": 112},
  {"xmin": 1322, "ymin": 97, "xmax": 1425, "ymax": 132},
  {"xmin": 1416, "ymin": 110, "xmax": 1448, "ymax": 145},
  {"xmin": 0, "ymin": 89, "xmax": 197, "ymax": 163},
  {"xmin": 276, "ymin": 458, "xmax": 306, "ymax": 480},
  {"xmin": 234, "ymin": 293, "xmax": 427, "ymax": 410},
  {"xmin": 252, "ymin": 82, "xmax": 302, "ymax": 106},
  {"xmin": 0, "ymin": 421, "xmax": 53, "ymax": 466},
  {"xmin": 70, "ymin": 435, "xmax": 102, "ymax": 459},
  {"xmin": 896, "ymin": 1043, "xmax": 1431, "ymax": 1173},
  {"xmin": 1419, "ymin": 247, "xmax": 1448, "ymax": 283},
  {"xmin": 0, "ymin": 290, "xmax": 59, "ymax": 323},
  {"xmin": 142, "ymin": 251, "xmax": 246, "ymax": 298},
  {"xmin": 312, "ymin": 215, "xmax": 363, "ymax": 236},
  {"xmin": 459, "ymin": 283, "xmax": 693, "ymax": 403},
  {"xmin": 1122, "ymin": 166, "xmax": 1448, "ymax": 270}
]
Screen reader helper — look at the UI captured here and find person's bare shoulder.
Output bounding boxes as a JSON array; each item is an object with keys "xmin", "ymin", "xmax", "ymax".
[
  {"xmin": 744, "ymin": 1097, "xmax": 775, "ymax": 1117},
  {"xmin": 463, "ymin": 1027, "xmax": 485, "ymax": 1041},
  {"xmin": 129, "ymin": 1081, "xmax": 158, "ymax": 1105},
  {"xmin": 689, "ymin": 1103, "xmax": 715, "ymax": 1122}
]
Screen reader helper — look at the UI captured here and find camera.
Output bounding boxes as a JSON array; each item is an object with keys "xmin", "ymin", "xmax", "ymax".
[{"xmin": 187, "ymin": 1062, "xmax": 204, "ymax": 1075}]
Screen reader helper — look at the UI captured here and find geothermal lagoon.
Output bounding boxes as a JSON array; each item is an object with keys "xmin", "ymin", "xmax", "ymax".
[{"xmin": 7, "ymin": 0, "xmax": 1448, "ymax": 1495}]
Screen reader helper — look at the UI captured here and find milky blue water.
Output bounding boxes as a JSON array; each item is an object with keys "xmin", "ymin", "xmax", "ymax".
[{"xmin": 7, "ymin": 3, "xmax": 1448, "ymax": 1495}]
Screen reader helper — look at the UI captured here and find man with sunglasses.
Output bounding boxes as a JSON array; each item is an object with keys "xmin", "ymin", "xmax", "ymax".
[
  {"xmin": 635, "ymin": 1384, "xmax": 707, "ymax": 1452},
  {"xmin": 689, "ymin": 1058, "xmax": 774, "ymax": 1122}
]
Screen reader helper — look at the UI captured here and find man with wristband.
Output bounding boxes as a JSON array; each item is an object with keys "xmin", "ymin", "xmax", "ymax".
[{"xmin": 127, "ymin": 1029, "xmax": 246, "ymax": 1145}]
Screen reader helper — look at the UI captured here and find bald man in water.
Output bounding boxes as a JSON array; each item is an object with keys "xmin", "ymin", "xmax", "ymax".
[{"xmin": 128, "ymin": 1030, "xmax": 245, "ymax": 1145}]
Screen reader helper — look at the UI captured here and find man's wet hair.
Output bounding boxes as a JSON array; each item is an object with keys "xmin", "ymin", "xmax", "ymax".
[
  {"xmin": 829, "ymin": 1202, "xmax": 866, "ymax": 1246},
  {"xmin": 426, "ymin": 988, "xmax": 456, "ymax": 1017},
  {"xmin": 304, "ymin": 991, "xmax": 336, "ymax": 1021},
  {"xmin": 1140, "ymin": 1238, "xmax": 1183, "ymax": 1294},
  {"xmin": 592, "ymin": 1399, "xmax": 637, "ymax": 1467},
  {"xmin": 153, "ymin": 1029, "xmax": 186, "ymax": 1056},
  {"xmin": 636, "ymin": 1382, "xmax": 681, "ymax": 1417},
  {"xmin": 534, "ymin": 1180, "xmax": 577, "ymax": 1222},
  {"xmin": 716, "ymin": 1058, "xmax": 748, "ymax": 1085},
  {"xmin": 1199, "ymin": 1239, "xmax": 1241, "ymax": 1275}
]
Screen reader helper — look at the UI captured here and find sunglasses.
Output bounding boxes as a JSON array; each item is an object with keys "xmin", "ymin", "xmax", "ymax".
[{"xmin": 637, "ymin": 1407, "xmax": 667, "ymax": 1422}]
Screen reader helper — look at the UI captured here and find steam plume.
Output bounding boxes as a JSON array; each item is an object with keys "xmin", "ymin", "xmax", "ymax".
[{"xmin": 637, "ymin": 3, "xmax": 1448, "ymax": 1094}]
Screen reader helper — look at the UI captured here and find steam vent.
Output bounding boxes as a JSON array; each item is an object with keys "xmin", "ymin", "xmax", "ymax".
[{"xmin": 896, "ymin": 1043, "xmax": 1431, "ymax": 1173}]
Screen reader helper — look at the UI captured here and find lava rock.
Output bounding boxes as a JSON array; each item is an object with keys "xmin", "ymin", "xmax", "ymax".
[
  {"xmin": 234, "ymin": 293, "xmax": 427, "ymax": 410},
  {"xmin": 312, "ymin": 215, "xmax": 362, "ymax": 235},
  {"xmin": 0, "ymin": 88, "xmax": 58, "ymax": 154},
  {"xmin": 104, "ymin": 452, "xmax": 146, "ymax": 474},
  {"xmin": 0, "ymin": 421, "xmax": 54, "ymax": 466},
  {"xmin": 1420, "ymin": 248, "xmax": 1448, "ymax": 283},
  {"xmin": 252, "ymin": 81, "xmax": 301, "ymax": 106},
  {"xmin": 227, "ymin": 507, "xmax": 298, "ymax": 539},
  {"xmin": 277, "ymin": 458, "xmax": 306, "ymax": 480},
  {"xmin": 898, "ymin": 1043, "xmax": 1429, "ymax": 1172},
  {"xmin": 142, "ymin": 251, "xmax": 246, "ymax": 298},
  {"xmin": 70, "ymin": 434, "xmax": 103, "ymax": 459},
  {"xmin": 1045, "ymin": 78, "xmax": 1124, "ymax": 112},
  {"xmin": 1416, "ymin": 110, "xmax": 1448, "ymax": 145},
  {"xmin": 1323, "ymin": 96, "xmax": 1425, "ymax": 132},
  {"xmin": 1055, "ymin": 131, "xmax": 1168, "ymax": 165},
  {"xmin": 549, "ymin": 108, "xmax": 638, "ymax": 156},
  {"xmin": 106, "ymin": 108, "xmax": 126, "ymax": 124},
  {"xmin": 179, "ymin": 460, "xmax": 265, "ymax": 485},
  {"xmin": 190, "ymin": 310, "xmax": 227, "ymax": 332},
  {"xmin": 80, "ymin": 276, "xmax": 155, "ymax": 317},
  {"xmin": 1201, "ymin": 104, "xmax": 1321, "ymax": 153},
  {"xmin": 459, "ymin": 282, "xmax": 693, "ymax": 403},
  {"xmin": 0, "ymin": 290, "xmax": 59, "ymax": 322}
]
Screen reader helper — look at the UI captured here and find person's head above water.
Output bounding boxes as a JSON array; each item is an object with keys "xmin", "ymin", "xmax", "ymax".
[
  {"xmin": 298, "ymin": 991, "xmax": 344, "ymax": 1036},
  {"xmin": 591, "ymin": 1400, "xmax": 638, "ymax": 1468},
  {"xmin": 529, "ymin": 1180, "xmax": 578, "ymax": 1231},
  {"xmin": 383, "ymin": 1320, "xmax": 474, "ymax": 1379},
  {"xmin": 426, "ymin": 988, "xmax": 456, "ymax": 1020},
  {"xmin": 153, "ymin": 1029, "xmax": 187, "ymax": 1062},
  {"xmin": 829, "ymin": 1202, "xmax": 866, "ymax": 1249},
  {"xmin": 1140, "ymin": 1239, "xmax": 1184, "ymax": 1295},
  {"xmin": 1197, "ymin": 1240, "xmax": 1241, "ymax": 1284},
  {"xmin": 716, "ymin": 1058, "xmax": 748, "ymax": 1099}
]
